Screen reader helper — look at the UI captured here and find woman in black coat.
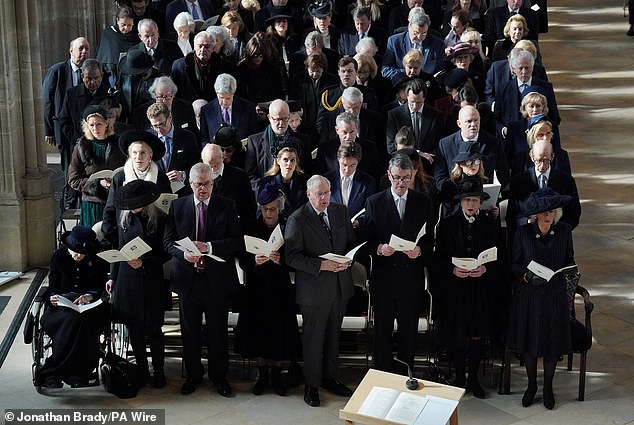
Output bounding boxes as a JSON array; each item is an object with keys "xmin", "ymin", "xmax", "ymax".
[
  {"xmin": 507, "ymin": 188, "xmax": 575, "ymax": 409},
  {"xmin": 38, "ymin": 226, "xmax": 108, "ymax": 388},
  {"xmin": 258, "ymin": 145, "xmax": 308, "ymax": 219},
  {"xmin": 235, "ymin": 183, "xmax": 301, "ymax": 396},
  {"xmin": 106, "ymin": 180, "xmax": 170, "ymax": 388},
  {"xmin": 235, "ymin": 33, "xmax": 285, "ymax": 104},
  {"xmin": 436, "ymin": 178, "xmax": 500, "ymax": 398}
]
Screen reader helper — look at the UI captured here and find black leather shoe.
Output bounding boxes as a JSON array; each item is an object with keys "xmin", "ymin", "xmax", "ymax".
[
  {"xmin": 153, "ymin": 369, "xmax": 166, "ymax": 389},
  {"xmin": 42, "ymin": 376, "xmax": 63, "ymax": 388},
  {"xmin": 304, "ymin": 385, "xmax": 320, "ymax": 407},
  {"xmin": 522, "ymin": 384, "xmax": 537, "ymax": 407},
  {"xmin": 543, "ymin": 385, "xmax": 555, "ymax": 410},
  {"xmin": 181, "ymin": 377, "xmax": 203, "ymax": 395},
  {"xmin": 213, "ymin": 378, "xmax": 233, "ymax": 398},
  {"xmin": 468, "ymin": 375, "xmax": 485, "ymax": 399},
  {"xmin": 321, "ymin": 378, "xmax": 352, "ymax": 397}
]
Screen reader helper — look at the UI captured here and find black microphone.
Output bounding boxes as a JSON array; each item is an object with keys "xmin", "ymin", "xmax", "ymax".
[{"xmin": 394, "ymin": 358, "xmax": 419, "ymax": 390}]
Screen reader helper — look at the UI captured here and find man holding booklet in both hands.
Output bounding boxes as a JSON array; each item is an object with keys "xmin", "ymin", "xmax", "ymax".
[
  {"xmin": 105, "ymin": 180, "xmax": 170, "ymax": 389},
  {"xmin": 362, "ymin": 153, "xmax": 434, "ymax": 376},
  {"xmin": 435, "ymin": 177, "xmax": 501, "ymax": 399},
  {"xmin": 507, "ymin": 187, "xmax": 575, "ymax": 410}
]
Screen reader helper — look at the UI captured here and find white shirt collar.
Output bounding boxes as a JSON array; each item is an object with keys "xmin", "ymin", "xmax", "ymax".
[
  {"xmin": 461, "ymin": 133, "xmax": 480, "ymax": 142},
  {"xmin": 194, "ymin": 197, "xmax": 210, "ymax": 207},
  {"xmin": 518, "ymin": 77, "xmax": 533, "ymax": 88},
  {"xmin": 534, "ymin": 166, "xmax": 551, "ymax": 181},
  {"xmin": 390, "ymin": 188, "xmax": 408, "ymax": 203},
  {"xmin": 341, "ymin": 171, "xmax": 355, "ymax": 183}
]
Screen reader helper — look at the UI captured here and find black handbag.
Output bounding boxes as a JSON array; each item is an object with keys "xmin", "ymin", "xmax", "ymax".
[{"xmin": 100, "ymin": 351, "xmax": 144, "ymax": 399}]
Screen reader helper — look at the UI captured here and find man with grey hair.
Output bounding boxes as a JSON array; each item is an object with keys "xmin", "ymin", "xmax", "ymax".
[
  {"xmin": 164, "ymin": 162, "xmax": 244, "ymax": 397},
  {"xmin": 245, "ymin": 99, "xmax": 313, "ymax": 191},
  {"xmin": 199, "ymin": 73, "xmax": 258, "ymax": 145},
  {"xmin": 285, "ymin": 174, "xmax": 356, "ymax": 407},
  {"xmin": 316, "ymin": 111, "xmax": 381, "ymax": 179},
  {"xmin": 132, "ymin": 76, "xmax": 199, "ymax": 135},
  {"xmin": 362, "ymin": 152, "xmax": 434, "ymax": 374},
  {"xmin": 128, "ymin": 18, "xmax": 180, "ymax": 76},
  {"xmin": 338, "ymin": 6, "xmax": 388, "ymax": 56},
  {"xmin": 288, "ymin": 29, "xmax": 341, "ymax": 79},
  {"xmin": 388, "ymin": 0, "xmax": 443, "ymax": 34},
  {"xmin": 495, "ymin": 50, "xmax": 559, "ymax": 136},
  {"xmin": 171, "ymin": 31, "xmax": 236, "ymax": 102},
  {"xmin": 382, "ymin": 7, "xmax": 445, "ymax": 84}
]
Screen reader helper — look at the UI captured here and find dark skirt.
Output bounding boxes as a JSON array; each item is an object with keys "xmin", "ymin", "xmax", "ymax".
[
  {"xmin": 507, "ymin": 279, "xmax": 571, "ymax": 358},
  {"xmin": 443, "ymin": 276, "xmax": 490, "ymax": 352}
]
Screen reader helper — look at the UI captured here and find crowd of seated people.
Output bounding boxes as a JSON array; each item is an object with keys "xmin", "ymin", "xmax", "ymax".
[{"xmin": 41, "ymin": 0, "xmax": 582, "ymax": 411}]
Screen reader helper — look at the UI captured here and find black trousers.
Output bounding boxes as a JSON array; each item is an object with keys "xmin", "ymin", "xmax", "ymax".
[{"xmin": 179, "ymin": 273, "xmax": 229, "ymax": 382}]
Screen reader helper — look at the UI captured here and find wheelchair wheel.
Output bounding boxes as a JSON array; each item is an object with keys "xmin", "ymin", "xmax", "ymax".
[
  {"xmin": 111, "ymin": 322, "xmax": 130, "ymax": 358},
  {"xmin": 30, "ymin": 307, "xmax": 53, "ymax": 393}
]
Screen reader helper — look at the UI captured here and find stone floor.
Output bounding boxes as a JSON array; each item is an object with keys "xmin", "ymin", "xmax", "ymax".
[{"xmin": 2, "ymin": 1, "xmax": 634, "ymax": 424}]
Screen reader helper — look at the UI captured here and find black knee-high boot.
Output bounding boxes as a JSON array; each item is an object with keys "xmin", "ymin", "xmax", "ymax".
[
  {"xmin": 452, "ymin": 345, "xmax": 466, "ymax": 388},
  {"xmin": 467, "ymin": 338, "xmax": 485, "ymax": 398},
  {"xmin": 542, "ymin": 356, "xmax": 558, "ymax": 409},
  {"xmin": 522, "ymin": 353, "xmax": 538, "ymax": 407}
]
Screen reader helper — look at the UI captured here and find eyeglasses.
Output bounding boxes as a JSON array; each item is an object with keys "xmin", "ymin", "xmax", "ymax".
[
  {"xmin": 252, "ymin": 52, "xmax": 264, "ymax": 58},
  {"xmin": 462, "ymin": 159, "xmax": 482, "ymax": 166},
  {"xmin": 389, "ymin": 172, "xmax": 412, "ymax": 183},
  {"xmin": 155, "ymin": 94, "xmax": 173, "ymax": 100},
  {"xmin": 532, "ymin": 158, "xmax": 552, "ymax": 165},
  {"xmin": 269, "ymin": 116, "xmax": 290, "ymax": 123},
  {"xmin": 151, "ymin": 120, "xmax": 169, "ymax": 129},
  {"xmin": 313, "ymin": 191, "xmax": 331, "ymax": 198},
  {"xmin": 190, "ymin": 181, "xmax": 213, "ymax": 189}
]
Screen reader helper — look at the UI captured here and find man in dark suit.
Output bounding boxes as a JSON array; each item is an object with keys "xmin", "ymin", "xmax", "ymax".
[
  {"xmin": 483, "ymin": 0, "xmax": 540, "ymax": 50},
  {"xmin": 131, "ymin": 76, "xmax": 199, "ymax": 137},
  {"xmin": 43, "ymin": 37, "xmax": 91, "ymax": 161},
  {"xmin": 146, "ymin": 102, "xmax": 200, "ymax": 196},
  {"xmin": 382, "ymin": 7, "xmax": 445, "ymax": 85},
  {"xmin": 165, "ymin": 0, "xmax": 214, "ymax": 39},
  {"xmin": 316, "ymin": 111, "xmax": 381, "ymax": 180},
  {"xmin": 505, "ymin": 140, "xmax": 581, "ymax": 230},
  {"xmin": 318, "ymin": 86, "xmax": 384, "ymax": 150},
  {"xmin": 386, "ymin": 79, "xmax": 443, "ymax": 166},
  {"xmin": 494, "ymin": 50, "xmax": 560, "ymax": 136},
  {"xmin": 130, "ymin": 0, "xmax": 166, "ymax": 36},
  {"xmin": 362, "ymin": 153, "xmax": 434, "ymax": 373},
  {"xmin": 199, "ymin": 73, "xmax": 258, "ymax": 145},
  {"xmin": 59, "ymin": 59, "xmax": 111, "ymax": 162},
  {"xmin": 484, "ymin": 45, "xmax": 548, "ymax": 106},
  {"xmin": 338, "ymin": 6, "xmax": 388, "ymax": 56},
  {"xmin": 163, "ymin": 162, "xmax": 244, "ymax": 397},
  {"xmin": 387, "ymin": 0, "xmax": 443, "ymax": 34},
  {"xmin": 323, "ymin": 141, "xmax": 377, "ymax": 225},
  {"xmin": 285, "ymin": 175, "xmax": 356, "ymax": 407},
  {"xmin": 288, "ymin": 31, "xmax": 341, "ymax": 81},
  {"xmin": 245, "ymin": 99, "xmax": 312, "ymax": 191},
  {"xmin": 434, "ymin": 105, "xmax": 510, "ymax": 190},
  {"xmin": 129, "ymin": 19, "xmax": 181, "ymax": 77},
  {"xmin": 171, "ymin": 31, "xmax": 236, "ymax": 102},
  {"xmin": 201, "ymin": 143, "xmax": 257, "ymax": 223}
]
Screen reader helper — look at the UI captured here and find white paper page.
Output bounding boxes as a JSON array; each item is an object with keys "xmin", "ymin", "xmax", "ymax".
[
  {"xmin": 88, "ymin": 169, "xmax": 114, "ymax": 181},
  {"xmin": 385, "ymin": 392, "xmax": 428, "ymax": 425},
  {"xmin": 175, "ymin": 237, "xmax": 226, "ymax": 262},
  {"xmin": 527, "ymin": 260, "xmax": 555, "ymax": 281},
  {"xmin": 170, "ymin": 180, "xmax": 185, "ymax": 193},
  {"xmin": 57, "ymin": 297, "xmax": 103, "ymax": 313},
  {"xmin": 477, "ymin": 246, "xmax": 497, "ymax": 265},
  {"xmin": 389, "ymin": 235, "xmax": 416, "ymax": 251},
  {"xmin": 97, "ymin": 250, "xmax": 132, "ymax": 263},
  {"xmin": 451, "ymin": 257, "xmax": 478, "ymax": 270},
  {"xmin": 319, "ymin": 242, "xmax": 367, "ymax": 264},
  {"xmin": 120, "ymin": 236, "xmax": 152, "ymax": 260},
  {"xmin": 481, "ymin": 183, "xmax": 501, "ymax": 210},
  {"xmin": 413, "ymin": 395, "xmax": 458, "ymax": 425},
  {"xmin": 244, "ymin": 235, "xmax": 270, "ymax": 255},
  {"xmin": 358, "ymin": 386, "xmax": 400, "ymax": 419},
  {"xmin": 414, "ymin": 223, "xmax": 427, "ymax": 244},
  {"xmin": 267, "ymin": 224, "xmax": 284, "ymax": 252},
  {"xmin": 154, "ymin": 193, "xmax": 178, "ymax": 214},
  {"xmin": 351, "ymin": 208, "xmax": 366, "ymax": 223}
]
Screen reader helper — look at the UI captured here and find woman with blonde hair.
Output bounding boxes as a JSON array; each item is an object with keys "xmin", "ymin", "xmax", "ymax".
[
  {"xmin": 68, "ymin": 105, "xmax": 126, "ymax": 227},
  {"xmin": 222, "ymin": 11, "xmax": 252, "ymax": 64},
  {"xmin": 490, "ymin": 14, "xmax": 535, "ymax": 62},
  {"xmin": 510, "ymin": 116, "xmax": 571, "ymax": 176}
]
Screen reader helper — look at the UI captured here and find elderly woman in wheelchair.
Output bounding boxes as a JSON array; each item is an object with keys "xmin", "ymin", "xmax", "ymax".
[{"xmin": 34, "ymin": 226, "xmax": 108, "ymax": 389}]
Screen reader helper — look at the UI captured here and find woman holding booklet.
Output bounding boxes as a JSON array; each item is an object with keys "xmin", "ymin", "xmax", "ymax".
[
  {"xmin": 258, "ymin": 144, "xmax": 307, "ymax": 219},
  {"xmin": 68, "ymin": 105, "xmax": 126, "ymax": 227},
  {"xmin": 507, "ymin": 188, "xmax": 574, "ymax": 409},
  {"xmin": 235, "ymin": 182, "xmax": 301, "ymax": 396},
  {"xmin": 38, "ymin": 226, "xmax": 108, "ymax": 388},
  {"xmin": 105, "ymin": 180, "xmax": 170, "ymax": 388},
  {"xmin": 435, "ymin": 178, "xmax": 500, "ymax": 399}
]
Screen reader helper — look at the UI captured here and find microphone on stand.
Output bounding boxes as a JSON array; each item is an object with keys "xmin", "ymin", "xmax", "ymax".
[{"xmin": 394, "ymin": 358, "xmax": 420, "ymax": 390}]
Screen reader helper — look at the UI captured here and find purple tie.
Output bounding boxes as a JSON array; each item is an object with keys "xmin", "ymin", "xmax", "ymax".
[
  {"xmin": 197, "ymin": 201, "xmax": 206, "ymax": 241},
  {"xmin": 223, "ymin": 107, "xmax": 230, "ymax": 124}
]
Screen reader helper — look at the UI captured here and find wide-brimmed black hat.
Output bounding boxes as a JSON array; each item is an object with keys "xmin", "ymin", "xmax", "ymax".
[
  {"xmin": 118, "ymin": 129, "xmax": 165, "ymax": 159},
  {"xmin": 213, "ymin": 124, "xmax": 238, "ymax": 148},
  {"xmin": 82, "ymin": 104, "xmax": 109, "ymax": 122},
  {"xmin": 522, "ymin": 187, "xmax": 571, "ymax": 216},
  {"xmin": 307, "ymin": 0, "xmax": 333, "ymax": 18},
  {"xmin": 61, "ymin": 226, "xmax": 100, "ymax": 255},
  {"xmin": 453, "ymin": 177, "xmax": 490, "ymax": 201},
  {"xmin": 453, "ymin": 141, "xmax": 482, "ymax": 164},
  {"xmin": 120, "ymin": 49, "xmax": 155, "ymax": 76},
  {"xmin": 438, "ymin": 68, "xmax": 470, "ymax": 89},
  {"xmin": 114, "ymin": 179, "xmax": 161, "ymax": 210},
  {"xmin": 257, "ymin": 180, "xmax": 285, "ymax": 206},
  {"xmin": 265, "ymin": 6, "xmax": 293, "ymax": 27}
]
